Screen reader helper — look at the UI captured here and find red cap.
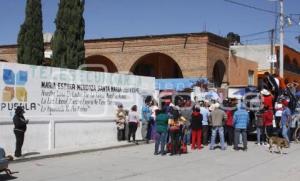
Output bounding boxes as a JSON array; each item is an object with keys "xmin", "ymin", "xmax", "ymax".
[
  {"xmin": 165, "ymin": 99, "xmax": 171, "ymax": 103},
  {"xmin": 282, "ymin": 100, "xmax": 289, "ymax": 107}
]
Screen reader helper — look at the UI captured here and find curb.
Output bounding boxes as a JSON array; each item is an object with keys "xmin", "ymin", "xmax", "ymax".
[{"xmin": 11, "ymin": 140, "xmax": 151, "ymax": 164}]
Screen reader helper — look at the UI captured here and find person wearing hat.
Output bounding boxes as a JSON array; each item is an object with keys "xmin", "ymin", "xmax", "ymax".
[
  {"xmin": 263, "ymin": 72, "xmax": 279, "ymax": 103},
  {"xmin": 281, "ymin": 99, "xmax": 292, "ymax": 146},
  {"xmin": 260, "ymin": 89, "xmax": 274, "ymax": 110},
  {"xmin": 209, "ymin": 103, "xmax": 227, "ymax": 150},
  {"xmin": 13, "ymin": 106, "xmax": 29, "ymax": 157}
]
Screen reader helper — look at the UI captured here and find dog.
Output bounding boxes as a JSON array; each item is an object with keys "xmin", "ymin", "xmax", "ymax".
[
  {"xmin": 0, "ymin": 155, "xmax": 14, "ymax": 176},
  {"xmin": 264, "ymin": 127, "xmax": 289, "ymax": 154},
  {"xmin": 268, "ymin": 136, "xmax": 289, "ymax": 154}
]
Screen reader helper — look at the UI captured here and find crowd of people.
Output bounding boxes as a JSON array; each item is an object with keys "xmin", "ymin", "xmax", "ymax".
[{"xmin": 115, "ymin": 72, "xmax": 300, "ymax": 156}]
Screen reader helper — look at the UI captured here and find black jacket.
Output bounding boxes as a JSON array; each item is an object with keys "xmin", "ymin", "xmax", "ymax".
[
  {"xmin": 13, "ymin": 114, "xmax": 27, "ymax": 132},
  {"xmin": 190, "ymin": 112, "xmax": 203, "ymax": 130}
]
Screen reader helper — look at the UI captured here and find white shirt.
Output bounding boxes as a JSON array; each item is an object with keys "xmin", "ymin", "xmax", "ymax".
[
  {"xmin": 128, "ymin": 111, "xmax": 139, "ymax": 123},
  {"xmin": 151, "ymin": 105, "xmax": 159, "ymax": 120}
]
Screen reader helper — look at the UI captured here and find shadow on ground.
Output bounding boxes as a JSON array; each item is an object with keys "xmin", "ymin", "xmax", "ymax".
[{"xmin": 0, "ymin": 173, "xmax": 18, "ymax": 180}]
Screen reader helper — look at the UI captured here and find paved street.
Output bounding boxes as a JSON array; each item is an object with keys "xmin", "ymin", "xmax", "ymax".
[{"xmin": 2, "ymin": 142, "xmax": 300, "ymax": 181}]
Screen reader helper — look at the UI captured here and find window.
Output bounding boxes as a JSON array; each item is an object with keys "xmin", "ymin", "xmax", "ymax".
[{"xmin": 248, "ymin": 70, "xmax": 254, "ymax": 86}]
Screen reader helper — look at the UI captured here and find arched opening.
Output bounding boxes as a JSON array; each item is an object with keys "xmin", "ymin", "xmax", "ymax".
[
  {"xmin": 213, "ymin": 60, "xmax": 226, "ymax": 87},
  {"xmin": 130, "ymin": 53, "xmax": 183, "ymax": 78},
  {"xmin": 85, "ymin": 55, "xmax": 118, "ymax": 73}
]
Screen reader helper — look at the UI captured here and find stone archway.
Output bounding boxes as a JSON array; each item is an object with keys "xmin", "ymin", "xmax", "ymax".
[
  {"xmin": 85, "ymin": 55, "xmax": 118, "ymax": 73},
  {"xmin": 130, "ymin": 53, "xmax": 183, "ymax": 78},
  {"xmin": 213, "ymin": 60, "xmax": 226, "ymax": 87}
]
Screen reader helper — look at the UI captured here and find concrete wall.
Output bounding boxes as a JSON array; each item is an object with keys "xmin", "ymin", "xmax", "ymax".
[
  {"xmin": 0, "ymin": 119, "xmax": 142, "ymax": 154},
  {"xmin": 230, "ymin": 45, "xmax": 271, "ymax": 72}
]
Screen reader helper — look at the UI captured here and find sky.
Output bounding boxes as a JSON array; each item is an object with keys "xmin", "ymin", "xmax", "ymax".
[{"xmin": 0, "ymin": 0, "xmax": 300, "ymax": 50}]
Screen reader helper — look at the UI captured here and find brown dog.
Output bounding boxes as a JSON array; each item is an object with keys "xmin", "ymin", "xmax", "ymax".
[{"xmin": 268, "ymin": 136, "xmax": 289, "ymax": 154}]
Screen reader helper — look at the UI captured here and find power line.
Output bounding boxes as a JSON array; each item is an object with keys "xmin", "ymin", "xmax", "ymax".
[
  {"xmin": 240, "ymin": 29, "xmax": 272, "ymax": 38},
  {"xmin": 241, "ymin": 37, "xmax": 270, "ymax": 43},
  {"xmin": 224, "ymin": 0, "xmax": 278, "ymax": 15}
]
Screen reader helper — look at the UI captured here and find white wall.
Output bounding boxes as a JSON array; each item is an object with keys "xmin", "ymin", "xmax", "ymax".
[
  {"xmin": 230, "ymin": 44, "xmax": 273, "ymax": 71},
  {"xmin": 0, "ymin": 120, "xmax": 142, "ymax": 154},
  {"xmin": 0, "ymin": 62, "xmax": 149, "ymax": 155}
]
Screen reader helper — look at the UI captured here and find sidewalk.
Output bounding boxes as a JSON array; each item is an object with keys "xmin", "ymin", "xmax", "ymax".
[{"xmin": 12, "ymin": 140, "xmax": 150, "ymax": 163}]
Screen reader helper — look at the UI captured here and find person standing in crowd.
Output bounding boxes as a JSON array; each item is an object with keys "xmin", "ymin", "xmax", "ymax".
[
  {"xmin": 190, "ymin": 106, "xmax": 203, "ymax": 150},
  {"xmin": 200, "ymin": 101, "xmax": 210, "ymax": 146},
  {"xmin": 116, "ymin": 104, "xmax": 127, "ymax": 141},
  {"xmin": 209, "ymin": 103, "xmax": 227, "ymax": 150},
  {"xmin": 281, "ymin": 100, "xmax": 292, "ymax": 146},
  {"xmin": 263, "ymin": 72, "xmax": 279, "ymax": 106},
  {"xmin": 154, "ymin": 109, "xmax": 169, "ymax": 156},
  {"xmin": 180, "ymin": 103, "xmax": 192, "ymax": 145},
  {"xmin": 224, "ymin": 101, "xmax": 234, "ymax": 146},
  {"xmin": 255, "ymin": 109, "xmax": 264, "ymax": 145},
  {"xmin": 274, "ymin": 73, "xmax": 286, "ymax": 94},
  {"xmin": 150, "ymin": 101, "xmax": 159, "ymax": 140},
  {"xmin": 260, "ymin": 89, "xmax": 274, "ymax": 110},
  {"xmin": 233, "ymin": 104, "xmax": 249, "ymax": 151},
  {"xmin": 274, "ymin": 102, "xmax": 283, "ymax": 131},
  {"xmin": 128, "ymin": 105, "xmax": 140, "ymax": 144},
  {"xmin": 168, "ymin": 110, "xmax": 182, "ymax": 155},
  {"xmin": 141, "ymin": 97, "xmax": 152, "ymax": 143},
  {"xmin": 13, "ymin": 106, "xmax": 29, "ymax": 157},
  {"xmin": 263, "ymin": 105, "xmax": 274, "ymax": 138}
]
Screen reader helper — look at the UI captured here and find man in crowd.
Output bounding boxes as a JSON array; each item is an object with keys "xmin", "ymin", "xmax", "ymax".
[
  {"xmin": 209, "ymin": 103, "xmax": 227, "ymax": 150},
  {"xmin": 200, "ymin": 101, "xmax": 210, "ymax": 146},
  {"xmin": 281, "ymin": 99, "xmax": 292, "ymax": 146},
  {"xmin": 141, "ymin": 97, "xmax": 152, "ymax": 143},
  {"xmin": 233, "ymin": 103, "xmax": 249, "ymax": 151}
]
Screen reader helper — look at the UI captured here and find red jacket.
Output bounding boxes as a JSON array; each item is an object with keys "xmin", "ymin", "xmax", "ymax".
[
  {"xmin": 263, "ymin": 110, "xmax": 273, "ymax": 126},
  {"xmin": 225, "ymin": 110, "xmax": 233, "ymax": 126},
  {"xmin": 262, "ymin": 95, "xmax": 273, "ymax": 110}
]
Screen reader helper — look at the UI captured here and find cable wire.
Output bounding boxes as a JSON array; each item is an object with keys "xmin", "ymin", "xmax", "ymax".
[{"xmin": 224, "ymin": 0, "xmax": 278, "ymax": 15}]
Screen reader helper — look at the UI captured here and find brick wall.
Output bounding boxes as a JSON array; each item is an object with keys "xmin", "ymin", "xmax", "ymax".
[{"xmin": 229, "ymin": 55, "xmax": 258, "ymax": 86}]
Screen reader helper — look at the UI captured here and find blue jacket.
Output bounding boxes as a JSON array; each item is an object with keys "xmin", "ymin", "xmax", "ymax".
[{"xmin": 233, "ymin": 108, "xmax": 249, "ymax": 129}]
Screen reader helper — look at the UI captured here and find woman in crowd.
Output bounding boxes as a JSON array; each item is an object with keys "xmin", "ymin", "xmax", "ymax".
[
  {"xmin": 168, "ymin": 107, "xmax": 182, "ymax": 155},
  {"xmin": 190, "ymin": 106, "xmax": 203, "ymax": 150},
  {"xmin": 13, "ymin": 106, "xmax": 29, "ymax": 157},
  {"xmin": 260, "ymin": 89, "xmax": 274, "ymax": 110},
  {"xmin": 150, "ymin": 101, "xmax": 159, "ymax": 140},
  {"xmin": 116, "ymin": 104, "xmax": 127, "ymax": 141},
  {"xmin": 263, "ymin": 105, "xmax": 274, "ymax": 139},
  {"xmin": 154, "ymin": 109, "xmax": 169, "ymax": 156},
  {"xmin": 128, "ymin": 105, "xmax": 140, "ymax": 145}
]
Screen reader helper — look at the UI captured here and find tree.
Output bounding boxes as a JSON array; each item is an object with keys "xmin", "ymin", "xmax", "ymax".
[
  {"xmin": 226, "ymin": 32, "xmax": 240, "ymax": 45},
  {"xmin": 17, "ymin": 0, "xmax": 44, "ymax": 65},
  {"xmin": 51, "ymin": 0, "xmax": 85, "ymax": 69}
]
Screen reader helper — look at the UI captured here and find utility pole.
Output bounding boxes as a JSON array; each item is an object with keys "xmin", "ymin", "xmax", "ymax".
[
  {"xmin": 279, "ymin": 0, "xmax": 284, "ymax": 78},
  {"xmin": 270, "ymin": 29, "xmax": 275, "ymax": 74}
]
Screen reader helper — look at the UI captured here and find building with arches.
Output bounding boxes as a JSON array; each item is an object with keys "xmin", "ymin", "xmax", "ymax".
[{"xmin": 0, "ymin": 32, "xmax": 258, "ymax": 87}]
